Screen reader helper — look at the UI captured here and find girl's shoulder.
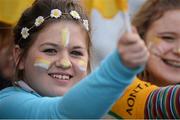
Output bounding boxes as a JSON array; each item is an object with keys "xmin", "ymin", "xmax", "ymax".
[{"xmin": 0, "ymin": 86, "xmax": 40, "ymax": 99}]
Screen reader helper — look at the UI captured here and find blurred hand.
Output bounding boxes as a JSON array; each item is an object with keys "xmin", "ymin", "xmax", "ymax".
[{"xmin": 118, "ymin": 27, "xmax": 149, "ymax": 68}]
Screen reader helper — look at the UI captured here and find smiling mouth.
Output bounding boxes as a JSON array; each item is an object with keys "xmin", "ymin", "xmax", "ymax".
[
  {"xmin": 162, "ymin": 58, "xmax": 180, "ymax": 68},
  {"xmin": 48, "ymin": 73, "xmax": 73, "ymax": 80}
]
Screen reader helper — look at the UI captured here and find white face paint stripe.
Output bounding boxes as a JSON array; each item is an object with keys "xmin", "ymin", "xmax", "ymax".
[
  {"xmin": 79, "ymin": 66, "xmax": 86, "ymax": 71},
  {"xmin": 77, "ymin": 60, "xmax": 87, "ymax": 72},
  {"xmin": 61, "ymin": 27, "xmax": 70, "ymax": 47},
  {"xmin": 34, "ymin": 62, "xmax": 50, "ymax": 70},
  {"xmin": 34, "ymin": 57, "xmax": 51, "ymax": 70}
]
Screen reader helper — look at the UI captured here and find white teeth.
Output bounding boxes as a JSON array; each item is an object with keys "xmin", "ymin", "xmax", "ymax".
[
  {"xmin": 62, "ymin": 75, "xmax": 66, "ymax": 79},
  {"xmin": 165, "ymin": 60, "xmax": 180, "ymax": 67},
  {"xmin": 51, "ymin": 74, "xmax": 70, "ymax": 80}
]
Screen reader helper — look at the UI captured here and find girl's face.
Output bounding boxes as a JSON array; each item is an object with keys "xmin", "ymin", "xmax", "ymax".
[
  {"xmin": 145, "ymin": 10, "xmax": 180, "ymax": 86},
  {"xmin": 20, "ymin": 21, "xmax": 89, "ymax": 96}
]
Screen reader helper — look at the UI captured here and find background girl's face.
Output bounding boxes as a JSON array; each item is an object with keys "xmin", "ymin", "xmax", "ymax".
[
  {"xmin": 145, "ymin": 10, "xmax": 180, "ymax": 86},
  {"xmin": 0, "ymin": 27, "xmax": 14, "ymax": 80},
  {"xmin": 20, "ymin": 21, "xmax": 89, "ymax": 96}
]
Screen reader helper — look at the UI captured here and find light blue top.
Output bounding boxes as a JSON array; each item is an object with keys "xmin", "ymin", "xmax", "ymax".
[{"xmin": 0, "ymin": 50, "xmax": 143, "ymax": 119}]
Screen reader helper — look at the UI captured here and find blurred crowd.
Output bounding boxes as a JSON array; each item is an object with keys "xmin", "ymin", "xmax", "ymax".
[{"xmin": 0, "ymin": 0, "xmax": 34, "ymax": 90}]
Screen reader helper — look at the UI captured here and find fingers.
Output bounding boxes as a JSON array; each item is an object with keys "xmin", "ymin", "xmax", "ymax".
[
  {"xmin": 131, "ymin": 26, "xmax": 138, "ymax": 33},
  {"xmin": 119, "ymin": 32, "xmax": 141, "ymax": 45},
  {"xmin": 119, "ymin": 39, "xmax": 145, "ymax": 53},
  {"xmin": 118, "ymin": 30, "xmax": 149, "ymax": 68},
  {"xmin": 119, "ymin": 46, "xmax": 149, "ymax": 68}
]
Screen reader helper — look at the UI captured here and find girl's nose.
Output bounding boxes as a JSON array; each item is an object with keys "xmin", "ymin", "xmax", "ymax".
[
  {"xmin": 173, "ymin": 46, "xmax": 180, "ymax": 56},
  {"xmin": 55, "ymin": 56, "xmax": 72, "ymax": 69}
]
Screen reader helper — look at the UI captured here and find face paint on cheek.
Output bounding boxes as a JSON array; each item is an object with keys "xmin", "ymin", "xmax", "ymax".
[
  {"xmin": 148, "ymin": 37, "xmax": 163, "ymax": 57},
  {"xmin": 149, "ymin": 37, "xmax": 172, "ymax": 57},
  {"xmin": 61, "ymin": 27, "xmax": 70, "ymax": 47},
  {"xmin": 77, "ymin": 59, "xmax": 87, "ymax": 72},
  {"xmin": 152, "ymin": 36, "xmax": 161, "ymax": 44},
  {"xmin": 34, "ymin": 57, "xmax": 51, "ymax": 70}
]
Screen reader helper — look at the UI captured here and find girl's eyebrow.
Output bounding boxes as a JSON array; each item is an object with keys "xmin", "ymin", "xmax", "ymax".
[
  {"xmin": 40, "ymin": 43, "xmax": 87, "ymax": 50},
  {"xmin": 72, "ymin": 46, "xmax": 86, "ymax": 50},
  {"xmin": 40, "ymin": 42, "xmax": 59, "ymax": 48},
  {"xmin": 157, "ymin": 32, "xmax": 177, "ymax": 36}
]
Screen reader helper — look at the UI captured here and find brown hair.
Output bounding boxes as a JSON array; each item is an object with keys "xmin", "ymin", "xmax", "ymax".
[
  {"xmin": 0, "ymin": 22, "xmax": 13, "ymax": 50},
  {"xmin": 132, "ymin": 0, "xmax": 180, "ymax": 40},
  {"xmin": 0, "ymin": 22, "xmax": 13, "ymax": 89},
  {"xmin": 13, "ymin": 0, "xmax": 91, "ymax": 82},
  {"xmin": 132, "ymin": 0, "xmax": 180, "ymax": 81}
]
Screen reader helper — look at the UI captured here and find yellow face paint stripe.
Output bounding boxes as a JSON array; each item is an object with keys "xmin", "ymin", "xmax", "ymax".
[
  {"xmin": 60, "ymin": 58, "xmax": 71, "ymax": 68},
  {"xmin": 152, "ymin": 36, "xmax": 161, "ymax": 45},
  {"xmin": 34, "ymin": 57, "xmax": 51, "ymax": 70},
  {"xmin": 148, "ymin": 36, "xmax": 163, "ymax": 57},
  {"xmin": 78, "ymin": 60, "xmax": 87, "ymax": 71},
  {"xmin": 61, "ymin": 27, "xmax": 70, "ymax": 47}
]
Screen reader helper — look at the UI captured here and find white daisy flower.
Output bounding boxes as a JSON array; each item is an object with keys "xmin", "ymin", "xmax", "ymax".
[
  {"xmin": 83, "ymin": 19, "xmax": 89, "ymax": 31},
  {"xmin": 70, "ymin": 10, "xmax": 81, "ymax": 19},
  {"xmin": 21, "ymin": 27, "xmax": 29, "ymax": 39},
  {"xmin": 35, "ymin": 16, "xmax": 44, "ymax": 27},
  {"xmin": 50, "ymin": 9, "xmax": 62, "ymax": 18}
]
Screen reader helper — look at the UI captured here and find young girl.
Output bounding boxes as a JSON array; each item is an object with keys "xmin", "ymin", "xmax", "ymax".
[
  {"xmin": 110, "ymin": 0, "xmax": 180, "ymax": 118},
  {"xmin": 0, "ymin": 0, "xmax": 148, "ymax": 118}
]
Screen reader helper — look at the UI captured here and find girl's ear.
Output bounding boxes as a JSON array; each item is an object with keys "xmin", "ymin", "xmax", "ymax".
[{"xmin": 13, "ymin": 45, "xmax": 24, "ymax": 70}]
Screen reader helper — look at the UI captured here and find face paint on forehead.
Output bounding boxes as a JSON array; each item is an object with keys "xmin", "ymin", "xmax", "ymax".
[
  {"xmin": 77, "ymin": 59, "xmax": 87, "ymax": 72},
  {"xmin": 34, "ymin": 56, "xmax": 51, "ymax": 70},
  {"xmin": 61, "ymin": 27, "xmax": 70, "ymax": 47}
]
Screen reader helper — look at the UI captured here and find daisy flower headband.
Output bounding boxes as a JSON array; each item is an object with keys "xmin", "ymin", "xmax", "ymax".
[{"xmin": 21, "ymin": 9, "xmax": 89, "ymax": 39}]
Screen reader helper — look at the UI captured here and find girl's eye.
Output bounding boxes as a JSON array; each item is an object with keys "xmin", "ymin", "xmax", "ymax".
[
  {"xmin": 43, "ymin": 49, "xmax": 57, "ymax": 55},
  {"xmin": 70, "ymin": 51, "xmax": 83, "ymax": 56},
  {"xmin": 161, "ymin": 36, "xmax": 176, "ymax": 43}
]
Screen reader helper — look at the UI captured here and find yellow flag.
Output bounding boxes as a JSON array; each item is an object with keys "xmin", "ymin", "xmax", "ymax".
[
  {"xmin": 81, "ymin": 0, "xmax": 130, "ymax": 68},
  {"xmin": 82, "ymin": 0, "xmax": 128, "ymax": 19},
  {"xmin": 117, "ymin": 0, "xmax": 128, "ymax": 12},
  {"xmin": 0, "ymin": 0, "xmax": 34, "ymax": 25}
]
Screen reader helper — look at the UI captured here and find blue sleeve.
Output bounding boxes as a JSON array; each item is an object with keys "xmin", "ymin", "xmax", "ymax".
[
  {"xmin": 0, "ymin": 50, "xmax": 143, "ymax": 119},
  {"xmin": 58, "ymin": 50, "xmax": 143, "ymax": 118}
]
